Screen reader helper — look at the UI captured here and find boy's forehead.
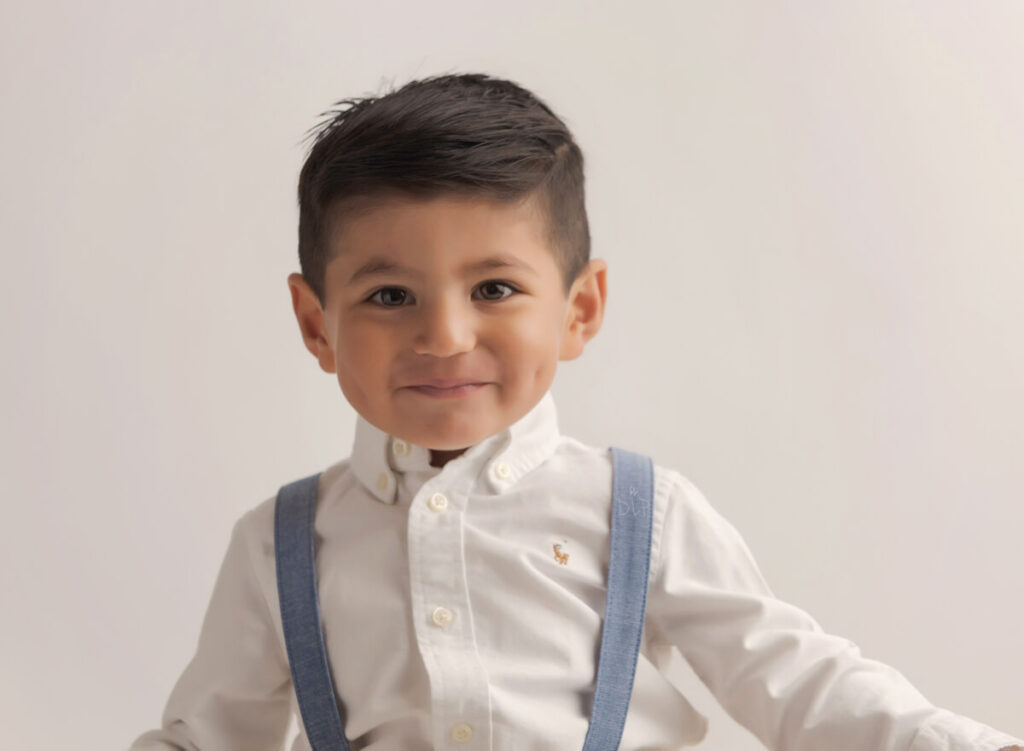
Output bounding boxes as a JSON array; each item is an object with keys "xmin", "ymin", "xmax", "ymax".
[
  {"xmin": 328, "ymin": 189, "xmax": 542, "ymax": 238},
  {"xmin": 325, "ymin": 191, "xmax": 556, "ymax": 279},
  {"xmin": 339, "ymin": 249, "xmax": 544, "ymax": 289}
]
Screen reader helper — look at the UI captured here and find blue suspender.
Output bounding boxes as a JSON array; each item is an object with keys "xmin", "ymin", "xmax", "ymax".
[
  {"xmin": 581, "ymin": 446, "xmax": 655, "ymax": 751},
  {"xmin": 274, "ymin": 472, "xmax": 351, "ymax": 751},
  {"xmin": 274, "ymin": 446, "xmax": 654, "ymax": 751}
]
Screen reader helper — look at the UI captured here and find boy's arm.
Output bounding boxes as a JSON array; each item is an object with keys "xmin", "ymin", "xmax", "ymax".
[
  {"xmin": 644, "ymin": 472, "xmax": 1023, "ymax": 751},
  {"xmin": 127, "ymin": 508, "xmax": 294, "ymax": 751}
]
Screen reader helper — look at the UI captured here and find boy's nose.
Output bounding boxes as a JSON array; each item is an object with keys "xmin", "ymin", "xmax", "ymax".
[{"xmin": 411, "ymin": 299, "xmax": 476, "ymax": 357}]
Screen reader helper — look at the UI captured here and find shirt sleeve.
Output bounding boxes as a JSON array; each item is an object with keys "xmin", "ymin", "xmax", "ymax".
[
  {"xmin": 644, "ymin": 471, "xmax": 1023, "ymax": 751},
  {"xmin": 128, "ymin": 508, "xmax": 295, "ymax": 751}
]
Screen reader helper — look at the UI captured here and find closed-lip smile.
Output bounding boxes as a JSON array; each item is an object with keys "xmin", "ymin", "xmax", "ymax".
[{"xmin": 408, "ymin": 378, "xmax": 487, "ymax": 389}]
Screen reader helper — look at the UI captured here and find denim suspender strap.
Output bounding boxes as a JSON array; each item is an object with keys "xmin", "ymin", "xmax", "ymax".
[
  {"xmin": 274, "ymin": 471, "xmax": 351, "ymax": 751},
  {"xmin": 581, "ymin": 446, "xmax": 656, "ymax": 751}
]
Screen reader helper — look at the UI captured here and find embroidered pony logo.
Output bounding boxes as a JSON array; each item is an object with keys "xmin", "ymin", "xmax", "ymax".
[
  {"xmin": 552, "ymin": 542, "xmax": 569, "ymax": 565},
  {"xmin": 616, "ymin": 484, "xmax": 650, "ymax": 517}
]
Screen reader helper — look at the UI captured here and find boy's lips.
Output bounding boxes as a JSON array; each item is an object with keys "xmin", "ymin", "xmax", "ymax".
[
  {"xmin": 406, "ymin": 383, "xmax": 488, "ymax": 398},
  {"xmin": 405, "ymin": 378, "xmax": 489, "ymax": 389}
]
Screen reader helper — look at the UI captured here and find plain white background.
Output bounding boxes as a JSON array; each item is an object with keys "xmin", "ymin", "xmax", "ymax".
[{"xmin": 1, "ymin": 1, "xmax": 1021, "ymax": 749}]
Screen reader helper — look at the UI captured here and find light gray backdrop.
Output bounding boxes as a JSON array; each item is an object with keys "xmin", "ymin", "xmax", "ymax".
[{"xmin": 2, "ymin": 1, "xmax": 1022, "ymax": 749}]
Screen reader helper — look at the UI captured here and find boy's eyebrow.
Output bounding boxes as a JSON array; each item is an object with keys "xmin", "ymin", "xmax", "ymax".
[{"xmin": 346, "ymin": 254, "xmax": 537, "ymax": 285}]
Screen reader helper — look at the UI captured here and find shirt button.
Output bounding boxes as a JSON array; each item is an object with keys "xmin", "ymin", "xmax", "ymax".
[
  {"xmin": 427, "ymin": 492, "xmax": 448, "ymax": 512},
  {"xmin": 450, "ymin": 722, "xmax": 474, "ymax": 742},
  {"xmin": 376, "ymin": 472, "xmax": 389, "ymax": 491},
  {"xmin": 494, "ymin": 462, "xmax": 511, "ymax": 479},
  {"xmin": 431, "ymin": 606, "xmax": 454, "ymax": 628},
  {"xmin": 393, "ymin": 439, "xmax": 409, "ymax": 456}
]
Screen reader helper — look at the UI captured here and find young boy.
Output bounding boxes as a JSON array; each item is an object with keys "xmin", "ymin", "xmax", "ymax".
[{"xmin": 129, "ymin": 72, "xmax": 1022, "ymax": 751}]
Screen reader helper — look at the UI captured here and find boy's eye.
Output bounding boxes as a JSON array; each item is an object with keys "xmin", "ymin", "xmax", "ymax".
[{"xmin": 365, "ymin": 280, "xmax": 520, "ymax": 307}]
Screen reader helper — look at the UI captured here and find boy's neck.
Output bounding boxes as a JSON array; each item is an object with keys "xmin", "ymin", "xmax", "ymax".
[{"xmin": 429, "ymin": 448, "xmax": 469, "ymax": 468}]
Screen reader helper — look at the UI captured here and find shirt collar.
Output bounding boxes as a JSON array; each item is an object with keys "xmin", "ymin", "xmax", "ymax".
[{"xmin": 350, "ymin": 389, "xmax": 561, "ymax": 504}]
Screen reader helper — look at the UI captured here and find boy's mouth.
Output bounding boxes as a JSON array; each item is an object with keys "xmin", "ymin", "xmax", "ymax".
[
  {"xmin": 406, "ymin": 383, "xmax": 488, "ymax": 399},
  {"xmin": 407, "ymin": 377, "xmax": 487, "ymax": 388}
]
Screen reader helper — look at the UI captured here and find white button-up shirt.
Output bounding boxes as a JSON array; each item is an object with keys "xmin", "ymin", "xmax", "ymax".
[{"xmin": 129, "ymin": 390, "xmax": 1022, "ymax": 751}]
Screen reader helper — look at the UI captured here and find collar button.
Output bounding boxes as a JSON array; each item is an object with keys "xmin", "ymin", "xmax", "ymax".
[{"xmin": 493, "ymin": 462, "xmax": 511, "ymax": 479}]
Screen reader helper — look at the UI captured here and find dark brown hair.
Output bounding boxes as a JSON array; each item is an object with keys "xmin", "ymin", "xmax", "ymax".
[{"xmin": 296, "ymin": 71, "xmax": 590, "ymax": 308}]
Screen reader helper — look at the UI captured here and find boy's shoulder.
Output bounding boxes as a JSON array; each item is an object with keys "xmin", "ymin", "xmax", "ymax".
[
  {"xmin": 553, "ymin": 435, "xmax": 710, "ymax": 517},
  {"xmin": 243, "ymin": 454, "xmax": 352, "ymax": 517}
]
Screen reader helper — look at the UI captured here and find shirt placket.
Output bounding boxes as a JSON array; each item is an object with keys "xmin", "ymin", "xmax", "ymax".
[{"xmin": 407, "ymin": 476, "xmax": 493, "ymax": 750}]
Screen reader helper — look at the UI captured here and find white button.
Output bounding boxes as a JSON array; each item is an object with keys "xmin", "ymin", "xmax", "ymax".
[
  {"xmin": 427, "ymin": 492, "xmax": 448, "ymax": 512},
  {"xmin": 431, "ymin": 606, "xmax": 454, "ymax": 627},
  {"xmin": 393, "ymin": 439, "xmax": 409, "ymax": 456},
  {"xmin": 450, "ymin": 722, "xmax": 474, "ymax": 742},
  {"xmin": 376, "ymin": 472, "xmax": 389, "ymax": 491},
  {"xmin": 494, "ymin": 462, "xmax": 511, "ymax": 479}
]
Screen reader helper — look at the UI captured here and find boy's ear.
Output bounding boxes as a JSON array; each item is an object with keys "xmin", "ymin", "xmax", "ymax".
[
  {"xmin": 559, "ymin": 258, "xmax": 608, "ymax": 362},
  {"xmin": 287, "ymin": 273, "xmax": 337, "ymax": 374}
]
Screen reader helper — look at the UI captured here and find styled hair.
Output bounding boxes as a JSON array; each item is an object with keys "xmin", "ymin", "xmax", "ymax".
[{"xmin": 296, "ymin": 71, "xmax": 590, "ymax": 308}]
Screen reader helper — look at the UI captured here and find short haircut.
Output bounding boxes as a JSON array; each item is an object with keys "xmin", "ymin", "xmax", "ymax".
[{"xmin": 296, "ymin": 71, "xmax": 591, "ymax": 308}]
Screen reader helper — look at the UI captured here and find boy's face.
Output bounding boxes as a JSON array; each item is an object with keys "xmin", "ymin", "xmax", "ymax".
[{"xmin": 288, "ymin": 192, "xmax": 607, "ymax": 462}]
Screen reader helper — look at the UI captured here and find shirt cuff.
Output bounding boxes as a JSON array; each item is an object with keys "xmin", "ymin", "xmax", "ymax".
[{"xmin": 908, "ymin": 707, "xmax": 1024, "ymax": 751}]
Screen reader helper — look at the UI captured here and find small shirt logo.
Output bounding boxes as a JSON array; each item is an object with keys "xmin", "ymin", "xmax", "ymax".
[
  {"xmin": 616, "ymin": 484, "xmax": 650, "ymax": 517},
  {"xmin": 552, "ymin": 542, "xmax": 569, "ymax": 565}
]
